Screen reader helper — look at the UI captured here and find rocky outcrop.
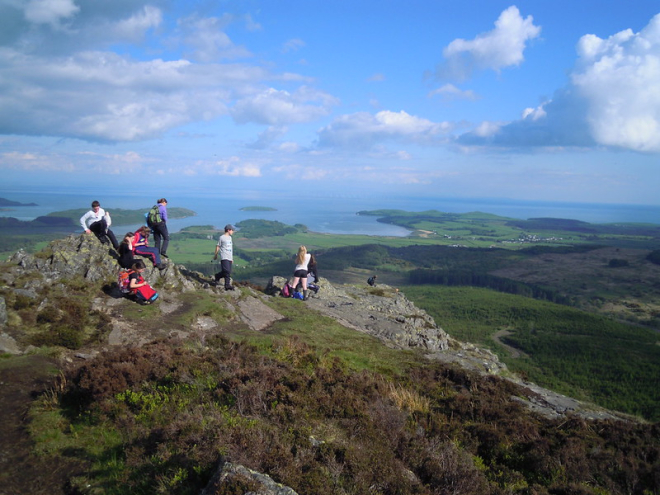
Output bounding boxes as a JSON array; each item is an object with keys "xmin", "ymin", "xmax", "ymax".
[
  {"xmin": 265, "ymin": 276, "xmax": 507, "ymax": 375},
  {"xmin": 5, "ymin": 234, "xmax": 196, "ymax": 292}
]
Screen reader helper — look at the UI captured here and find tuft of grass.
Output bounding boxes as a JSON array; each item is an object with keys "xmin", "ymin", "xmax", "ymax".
[{"xmin": 385, "ymin": 381, "xmax": 431, "ymax": 414}]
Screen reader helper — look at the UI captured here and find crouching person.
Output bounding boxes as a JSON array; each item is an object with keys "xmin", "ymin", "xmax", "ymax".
[
  {"xmin": 80, "ymin": 200, "xmax": 119, "ymax": 249},
  {"xmin": 129, "ymin": 260, "xmax": 159, "ymax": 304}
]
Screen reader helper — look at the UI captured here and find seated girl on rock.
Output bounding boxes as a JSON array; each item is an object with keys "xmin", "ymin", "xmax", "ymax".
[
  {"xmin": 118, "ymin": 231, "xmax": 136, "ymax": 269},
  {"xmin": 133, "ymin": 226, "xmax": 166, "ymax": 270},
  {"xmin": 128, "ymin": 259, "xmax": 159, "ymax": 303}
]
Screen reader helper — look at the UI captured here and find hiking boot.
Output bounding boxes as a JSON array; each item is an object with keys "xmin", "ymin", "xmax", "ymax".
[
  {"xmin": 161, "ymin": 253, "xmax": 169, "ymax": 259},
  {"xmin": 225, "ymin": 285, "xmax": 235, "ymax": 291},
  {"xmin": 303, "ymin": 290, "xmax": 309, "ymax": 301}
]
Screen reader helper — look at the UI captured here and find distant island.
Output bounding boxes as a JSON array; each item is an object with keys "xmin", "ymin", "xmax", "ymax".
[
  {"xmin": 0, "ymin": 197, "xmax": 38, "ymax": 207},
  {"xmin": 240, "ymin": 206, "xmax": 277, "ymax": 211},
  {"xmin": 46, "ymin": 207, "xmax": 196, "ymax": 226}
]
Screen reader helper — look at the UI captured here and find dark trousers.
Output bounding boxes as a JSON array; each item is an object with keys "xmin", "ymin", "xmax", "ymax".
[
  {"xmin": 214, "ymin": 259, "xmax": 233, "ymax": 288},
  {"xmin": 134, "ymin": 246, "xmax": 161, "ymax": 266},
  {"xmin": 89, "ymin": 219, "xmax": 119, "ymax": 250},
  {"xmin": 152, "ymin": 223, "xmax": 169, "ymax": 255}
]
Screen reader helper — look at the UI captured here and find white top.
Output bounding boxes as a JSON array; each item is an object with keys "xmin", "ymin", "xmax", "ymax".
[
  {"xmin": 295, "ymin": 253, "xmax": 311, "ymax": 271},
  {"xmin": 80, "ymin": 207, "xmax": 107, "ymax": 230}
]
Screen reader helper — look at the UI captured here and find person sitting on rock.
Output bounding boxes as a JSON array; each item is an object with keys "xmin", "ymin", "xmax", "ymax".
[
  {"xmin": 80, "ymin": 200, "xmax": 119, "ymax": 250},
  {"xmin": 367, "ymin": 275, "xmax": 377, "ymax": 286},
  {"xmin": 118, "ymin": 232, "xmax": 136, "ymax": 269},
  {"xmin": 133, "ymin": 226, "xmax": 166, "ymax": 270},
  {"xmin": 128, "ymin": 259, "xmax": 159, "ymax": 304}
]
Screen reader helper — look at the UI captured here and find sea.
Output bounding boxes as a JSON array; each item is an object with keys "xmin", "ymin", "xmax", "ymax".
[{"xmin": 1, "ymin": 188, "xmax": 659, "ymax": 236}]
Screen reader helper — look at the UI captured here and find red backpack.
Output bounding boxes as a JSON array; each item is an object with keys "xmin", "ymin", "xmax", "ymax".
[{"xmin": 118, "ymin": 269, "xmax": 135, "ymax": 294}]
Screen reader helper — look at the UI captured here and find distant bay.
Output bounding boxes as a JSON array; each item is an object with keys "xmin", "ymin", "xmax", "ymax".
[{"xmin": 0, "ymin": 187, "xmax": 658, "ymax": 237}]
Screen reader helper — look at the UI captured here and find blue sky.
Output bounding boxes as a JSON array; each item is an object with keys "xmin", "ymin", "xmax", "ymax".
[{"xmin": 1, "ymin": 0, "xmax": 659, "ymax": 206}]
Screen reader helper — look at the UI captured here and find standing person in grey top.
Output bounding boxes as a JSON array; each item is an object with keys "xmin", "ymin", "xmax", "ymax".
[{"xmin": 213, "ymin": 224, "xmax": 235, "ymax": 290}]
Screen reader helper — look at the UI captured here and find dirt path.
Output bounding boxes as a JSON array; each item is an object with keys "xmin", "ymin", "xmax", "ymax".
[
  {"xmin": 0, "ymin": 355, "xmax": 80, "ymax": 495},
  {"xmin": 492, "ymin": 329, "xmax": 526, "ymax": 359}
]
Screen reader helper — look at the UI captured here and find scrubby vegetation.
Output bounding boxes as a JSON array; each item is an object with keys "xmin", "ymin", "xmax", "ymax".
[
  {"xmin": 401, "ymin": 286, "xmax": 660, "ymax": 421},
  {"xmin": 1, "ymin": 276, "xmax": 113, "ymax": 350},
  {"xmin": 31, "ymin": 335, "xmax": 660, "ymax": 495}
]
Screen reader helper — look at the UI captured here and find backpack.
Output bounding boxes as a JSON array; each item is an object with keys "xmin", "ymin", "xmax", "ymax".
[
  {"xmin": 281, "ymin": 283, "xmax": 291, "ymax": 298},
  {"xmin": 118, "ymin": 269, "xmax": 134, "ymax": 294},
  {"xmin": 147, "ymin": 205, "xmax": 162, "ymax": 226}
]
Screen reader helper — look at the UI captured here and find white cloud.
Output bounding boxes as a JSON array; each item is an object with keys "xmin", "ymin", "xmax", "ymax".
[
  {"xmin": 23, "ymin": 0, "xmax": 79, "ymax": 27},
  {"xmin": 437, "ymin": 5, "xmax": 541, "ymax": 81},
  {"xmin": 456, "ymin": 13, "xmax": 660, "ymax": 153},
  {"xmin": 367, "ymin": 73, "xmax": 385, "ymax": 82},
  {"xmin": 428, "ymin": 83, "xmax": 478, "ymax": 101},
  {"xmin": 0, "ymin": 1, "xmax": 325, "ymax": 144},
  {"xmin": 178, "ymin": 14, "xmax": 252, "ymax": 61},
  {"xmin": 282, "ymin": 38, "xmax": 305, "ymax": 53},
  {"xmin": 112, "ymin": 5, "xmax": 162, "ymax": 41},
  {"xmin": 0, "ymin": 49, "xmax": 243, "ymax": 141},
  {"xmin": 571, "ymin": 13, "xmax": 660, "ymax": 152},
  {"xmin": 247, "ymin": 125, "xmax": 289, "ymax": 149},
  {"xmin": 318, "ymin": 110, "xmax": 452, "ymax": 149},
  {"xmin": 209, "ymin": 156, "xmax": 262, "ymax": 177},
  {"xmin": 231, "ymin": 86, "xmax": 339, "ymax": 126}
]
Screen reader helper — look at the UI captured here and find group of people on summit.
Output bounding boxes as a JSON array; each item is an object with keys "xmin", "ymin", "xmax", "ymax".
[
  {"xmin": 80, "ymin": 198, "xmax": 320, "ymax": 302},
  {"xmin": 80, "ymin": 199, "xmax": 170, "ymax": 271},
  {"xmin": 81, "ymin": 199, "xmax": 169, "ymax": 303}
]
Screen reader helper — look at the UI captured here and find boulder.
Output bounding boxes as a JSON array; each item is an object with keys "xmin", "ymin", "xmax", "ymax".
[{"xmin": 201, "ymin": 461, "xmax": 298, "ymax": 495}]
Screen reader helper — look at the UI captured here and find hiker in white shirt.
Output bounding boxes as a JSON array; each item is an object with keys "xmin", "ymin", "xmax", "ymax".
[{"xmin": 80, "ymin": 200, "xmax": 119, "ymax": 249}]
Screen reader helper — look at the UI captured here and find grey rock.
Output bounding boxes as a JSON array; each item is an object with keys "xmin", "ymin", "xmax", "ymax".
[
  {"xmin": 0, "ymin": 297, "xmax": 6, "ymax": 327},
  {"xmin": 201, "ymin": 461, "xmax": 298, "ymax": 495},
  {"xmin": 0, "ymin": 332, "xmax": 21, "ymax": 355}
]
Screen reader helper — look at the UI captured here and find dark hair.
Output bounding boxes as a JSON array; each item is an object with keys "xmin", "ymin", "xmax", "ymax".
[
  {"xmin": 157, "ymin": 198, "xmax": 167, "ymax": 204},
  {"xmin": 131, "ymin": 259, "xmax": 146, "ymax": 270},
  {"xmin": 122, "ymin": 232, "xmax": 134, "ymax": 244},
  {"xmin": 91, "ymin": 200, "xmax": 100, "ymax": 208}
]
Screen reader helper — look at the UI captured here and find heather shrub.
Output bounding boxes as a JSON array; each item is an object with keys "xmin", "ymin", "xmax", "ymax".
[{"xmin": 32, "ymin": 336, "xmax": 660, "ymax": 495}]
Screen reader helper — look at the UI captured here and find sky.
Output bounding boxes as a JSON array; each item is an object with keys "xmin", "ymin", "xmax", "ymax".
[{"xmin": 1, "ymin": 0, "xmax": 660, "ymax": 206}]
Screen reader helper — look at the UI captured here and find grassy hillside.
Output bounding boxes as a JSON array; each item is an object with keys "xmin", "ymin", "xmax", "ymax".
[
  {"xmin": 23, "ymin": 296, "xmax": 660, "ymax": 495},
  {"xmin": 400, "ymin": 286, "xmax": 660, "ymax": 421}
]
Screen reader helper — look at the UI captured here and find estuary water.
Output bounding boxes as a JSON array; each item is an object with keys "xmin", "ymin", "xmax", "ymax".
[{"xmin": 1, "ymin": 188, "xmax": 659, "ymax": 236}]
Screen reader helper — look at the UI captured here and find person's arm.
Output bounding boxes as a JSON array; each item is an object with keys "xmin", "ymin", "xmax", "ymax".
[
  {"xmin": 213, "ymin": 243, "xmax": 220, "ymax": 260},
  {"xmin": 80, "ymin": 211, "xmax": 92, "ymax": 232},
  {"xmin": 159, "ymin": 204, "xmax": 168, "ymax": 222},
  {"xmin": 129, "ymin": 275, "xmax": 146, "ymax": 289},
  {"xmin": 134, "ymin": 234, "xmax": 146, "ymax": 247}
]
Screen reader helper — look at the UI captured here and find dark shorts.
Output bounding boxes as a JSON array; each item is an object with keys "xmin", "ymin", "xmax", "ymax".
[{"xmin": 294, "ymin": 269, "xmax": 308, "ymax": 278}]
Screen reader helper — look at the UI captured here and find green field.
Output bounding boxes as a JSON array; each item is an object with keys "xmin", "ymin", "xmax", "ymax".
[{"xmin": 400, "ymin": 285, "xmax": 660, "ymax": 421}]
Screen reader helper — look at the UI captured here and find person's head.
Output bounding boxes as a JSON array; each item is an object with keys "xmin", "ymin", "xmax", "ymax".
[
  {"xmin": 91, "ymin": 200, "xmax": 100, "ymax": 212},
  {"xmin": 296, "ymin": 245, "xmax": 307, "ymax": 264},
  {"xmin": 157, "ymin": 198, "xmax": 167, "ymax": 205},
  {"xmin": 122, "ymin": 232, "xmax": 135, "ymax": 244},
  {"xmin": 137, "ymin": 226, "xmax": 150, "ymax": 236},
  {"xmin": 132, "ymin": 259, "xmax": 146, "ymax": 272},
  {"xmin": 224, "ymin": 224, "xmax": 235, "ymax": 234}
]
